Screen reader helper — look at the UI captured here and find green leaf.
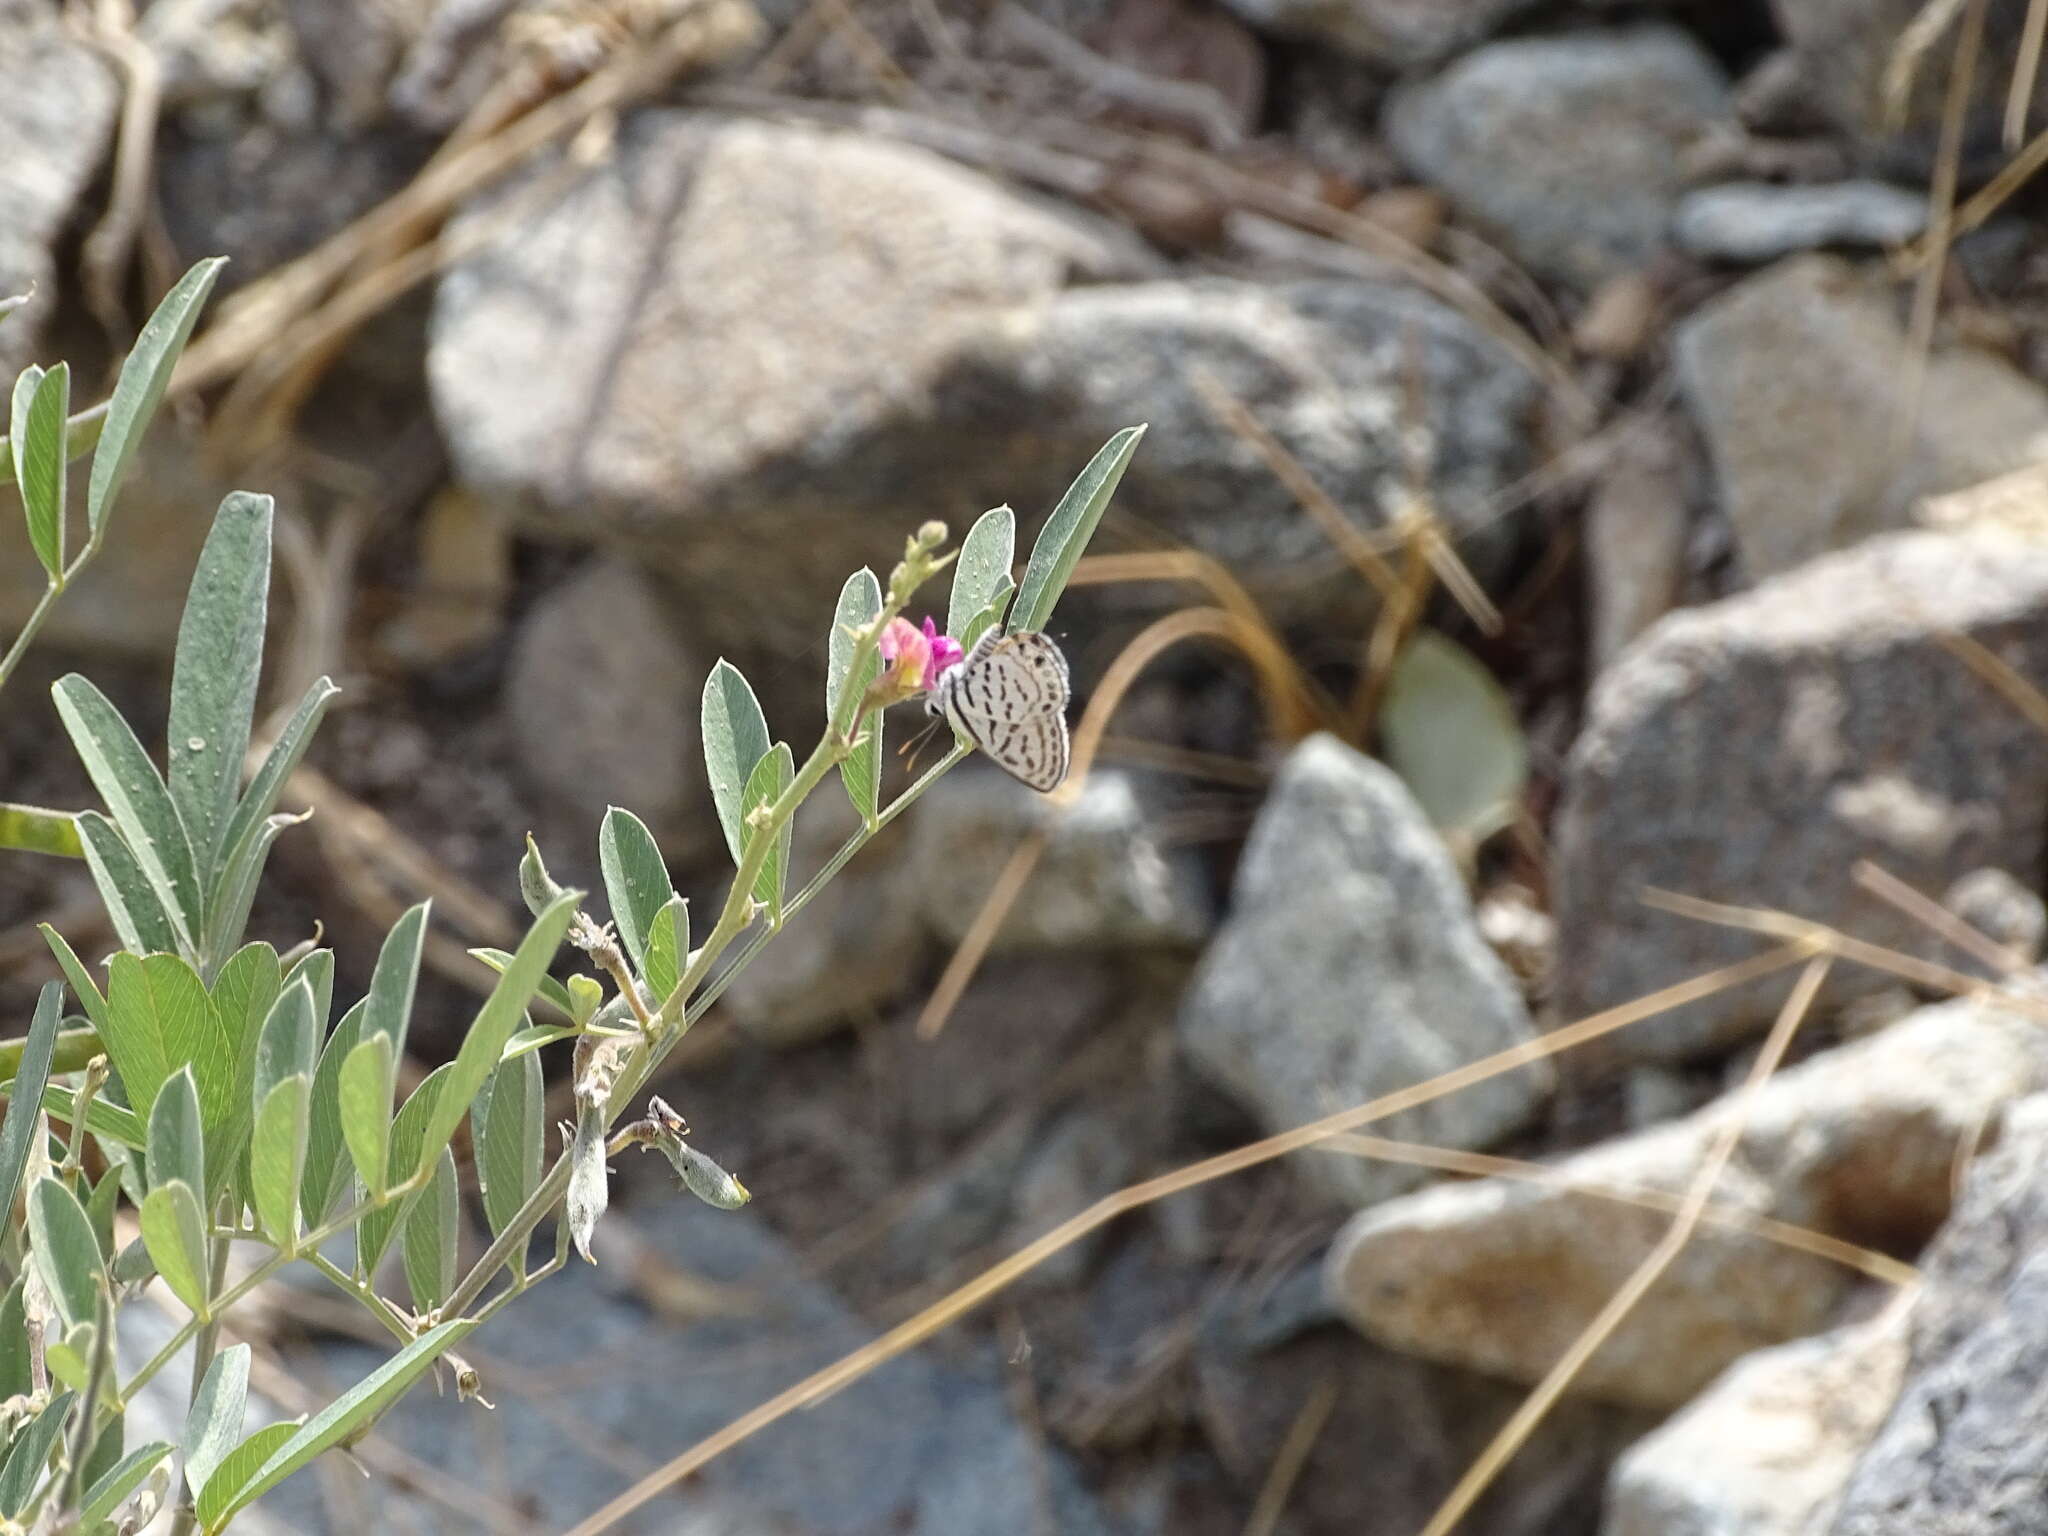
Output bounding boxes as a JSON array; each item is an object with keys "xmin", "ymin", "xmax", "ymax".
[
  {"xmin": 169, "ymin": 492, "xmax": 275, "ymax": 888},
  {"xmin": 362, "ymin": 902, "xmax": 428, "ymax": 1060},
  {"xmin": 300, "ymin": 999, "xmax": 367, "ymax": 1228},
  {"xmin": 356, "ymin": 1063, "xmax": 450, "ymax": 1278},
  {"xmin": 0, "ymin": 1390, "xmax": 73, "ymax": 1516},
  {"xmin": 0, "ymin": 1278, "xmax": 27, "ymax": 1399},
  {"xmin": 194, "ymin": 1420, "xmax": 296, "ymax": 1531},
  {"xmin": 29, "ymin": 1177, "xmax": 106, "ymax": 1330},
  {"xmin": 0, "ymin": 982, "xmax": 62, "ymax": 1225},
  {"xmin": 40, "ymin": 1082, "xmax": 143, "ymax": 1151},
  {"xmin": 146, "ymin": 1065, "xmax": 205, "ymax": 1196},
  {"xmin": 1379, "ymin": 631, "xmax": 1529, "ymax": 843},
  {"xmin": 249, "ymin": 1075, "xmax": 309, "ymax": 1249},
  {"xmin": 12, "ymin": 361, "xmax": 68, "ymax": 579},
  {"xmin": 740, "ymin": 743, "xmax": 795, "ymax": 923},
  {"xmin": 205, "ymin": 675, "xmax": 338, "ymax": 951},
  {"xmin": 45, "ymin": 1318, "xmax": 95, "ymax": 1393},
  {"xmin": 469, "ymin": 948, "xmax": 575, "ymax": 1019},
  {"xmin": 283, "ymin": 948, "xmax": 333, "ymax": 1031},
  {"xmin": 337, "ymin": 1034, "xmax": 394, "ymax": 1199},
  {"xmin": 950, "ymin": 505, "xmax": 1016, "ymax": 640},
  {"xmin": 202, "ymin": 812, "xmax": 306, "ymax": 983},
  {"xmin": 701, "ymin": 660, "xmax": 771, "ymax": 867},
  {"xmin": 498, "ymin": 1023, "xmax": 580, "ymax": 1060},
  {"xmin": 251, "ymin": 981, "xmax": 317, "ymax": 1111},
  {"xmin": 183, "ymin": 1343, "xmax": 250, "ymax": 1500},
  {"xmin": 85, "ymin": 1162, "xmax": 122, "ymax": 1259},
  {"xmin": 103, "ymin": 953, "xmax": 230, "ymax": 1127},
  {"xmin": 38, "ymin": 927, "xmax": 107, "ymax": 1030},
  {"xmin": 402, "ymin": 1144, "xmax": 458, "ymax": 1313},
  {"xmin": 642, "ymin": 896, "xmax": 689, "ymax": 1003},
  {"xmin": 79, "ymin": 1440, "xmax": 174, "ymax": 1525},
  {"xmin": 828, "ymin": 569, "xmax": 884, "ymax": 825},
  {"xmin": 1011, "ymin": 425, "xmax": 1146, "ymax": 636},
  {"xmin": 75, "ymin": 810, "xmax": 180, "ymax": 956},
  {"xmin": 195, "ymin": 1320, "xmax": 474, "ymax": 1532},
  {"xmin": 476, "ymin": 1051, "xmax": 541, "ymax": 1252},
  {"xmin": 86, "ymin": 256, "xmax": 226, "ymax": 541},
  {"xmin": 80, "ymin": 1401, "xmax": 125, "ymax": 1501},
  {"xmin": 140, "ymin": 1178, "xmax": 209, "ymax": 1313},
  {"xmin": 0, "ymin": 801, "xmax": 82, "ymax": 858},
  {"xmin": 0, "ymin": 401, "xmax": 106, "ymax": 492},
  {"xmin": 960, "ymin": 574, "xmax": 1014, "ymax": 651},
  {"xmin": 598, "ymin": 807, "xmax": 671, "ymax": 973},
  {"xmin": 52, "ymin": 674, "xmax": 201, "ymax": 949},
  {"xmin": 206, "ymin": 940, "xmax": 280, "ymax": 1196},
  {"xmin": 400, "ymin": 892, "xmax": 579, "ymax": 1236}
]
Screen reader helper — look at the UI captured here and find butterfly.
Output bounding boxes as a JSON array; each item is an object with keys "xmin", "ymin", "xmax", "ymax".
[{"xmin": 926, "ymin": 629, "xmax": 1072, "ymax": 792}]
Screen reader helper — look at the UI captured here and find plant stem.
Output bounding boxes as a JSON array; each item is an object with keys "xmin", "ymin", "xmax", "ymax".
[
  {"xmin": 166, "ymin": 1229, "xmax": 234, "ymax": 1536},
  {"xmin": 306, "ymin": 1250, "xmax": 415, "ymax": 1345}
]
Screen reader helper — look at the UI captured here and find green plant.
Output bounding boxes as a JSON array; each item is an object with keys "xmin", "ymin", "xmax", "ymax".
[{"xmin": 0, "ymin": 258, "xmax": 1142, "ymax": 1532}]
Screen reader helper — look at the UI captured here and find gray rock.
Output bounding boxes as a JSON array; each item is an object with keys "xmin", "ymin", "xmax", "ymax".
[
  {"xmin": 1181, "ymin": 734, "xmax": 1550, "ymax": 1208},
  {"xmin": 1675, "ymin": 256, "xmax": 2048, "ymax": 580},
  {"xmin": 1829, "ymin": 1092, "xmax": 2048, "ymax": 1535},
  {"xmin": 1384, "ymin": 26, "xmax": 1733, "ymax": 290},
  {"xmin": 0, "ymin": 0, "xmax": 117, "ymax": 373},
  {"xmin": 1586, "ymin": 417, "xmax": 1691, "ymax": 673},
  {"xmin": 906, "ymin": 767, "xmax": 1211, "ymax": 953},
  {"xmin": 252, "ymin": 1198, "xmax": 1122, "ymax": 1534},
  {"xmin": 504, "ymin": 556, "xmax": 712, "ymax": 862},
  {"xmin": 1945, "ymin": 866, "xmax": 2048, "ymax": 965},
  {"xmin": 1603, "ymin": 1302, "xmax": 1911, "ymax": 1536},
  {"xmin": 1673, "ymin": 181, "xmax": 1928, "ymax": 263},
  {"xmin": 1328, "ymin": 995, "xmax": 2048, "ymax": 1408},
  {"xmin": 1216, "ymin": 0, "xmax": 1539, "ymax": 67},
  {"xmin": 430, "ymin": 113, "xmax": 1542, "ymax": 661},
  {"xmin": 1555, "ymin": 530, "xmax": 2048, "ymax": 1067}
]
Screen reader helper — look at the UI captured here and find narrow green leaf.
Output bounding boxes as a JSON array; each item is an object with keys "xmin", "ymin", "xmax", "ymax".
[
  {"xmin": 52, "ymin": 674, "xmax": 201, "ymax": 948},
  {"xmin": 85, "ymin": 1162, "xmax": 122, "ymax": 1259},
  {"xmin": 828, "ymin": 569, "xmax": 884, "ymax": 825},
  {"xmin": 402, "ymin": 1144, "xmax": 458, "ymax": 1313},
  {"xmin": 0, "ymin": 982, "xmax": 62, "ymax": 1224},
  {"xmin": 468, "ymin": 948, "xmax": 575, "ymax": 1019},
  {"xmin": 146, "ymin": 1065, "xmax": 205, "ymax": 1196},
  {"xmin": 949, "ymin": 505, "xmax": 1016, "ymax": 640},
  {"xmin": 86, "ymin": 256, "xmax": 226, "ymax": 540},
  {"xmin": 401, "ymin": 892, "xmax": 578, "ymax": 1237},
  {"xmin": 75, "ymin": 810, "xmax": 180, "ymax": 956},
  {"xmin": 205, "ymin": 939, "xmax": 281, "ymax": 1197},
  {"xmin": 476, "ymin": 1052, "xmax": 541, "ymax": 1249},
  {"xmin": 251, "ymin": 981, "xmax": 317, "ymax": 1112},
  {"xmin": 169, "ymin": 492, "xmax": 275, "ymax": 886},
  {"xmin": 0, "ymin": 1390, "xmax": 74, "ymax": 1516},
  {"xmin": 183, "ymin": 1343, "xmax": 250, "ymax": 1500},
  {"xmin": 0, "ymin": 1278, "xmax": 27, "ymax": 1398},
  {"xmin": 206, "ymin": 676, "xmax": 338, "ymax": 948},
  {"xmin": 139, "ymin": 1178, "xmax": 209, "ymax": 1313},
  {"xmin": 642, "ymin": 896, "xmax": 688, "ymax": 1003},
  {"xmin": 45, "ymin": 1318, "xmax": 95, "ymax": 1392},
  {"xmin": 741, "ymin": 743, "xmax": 795, "ymax": 923},
  {"xmin": 1379, "ymin": 631, "xmax": 1529, "ymax": 842},
  {"xmin": 38, "ymin": 927, "xmax": 107, "ymax": 1030},
  {"xmin": 499, "ymin": 1023, "xmax": 581, "ymax": 1060},
  {"xmin": 337, "ymin": 1034, "xmax": 394, "ymax": 1199},
  {"xmin": 0, "ymin": 801, "xmax": 83, "ymax": 858},
  {"xmin": 283, "ymin": 948, "xmax": 333, "ymax": 1031},
  {"xmin": 0, "ymin": 400, "xmax": 106, "ymax": 492},
  {"xmin": 29, "ymin": 1177, "xmax": 106, "ymax": 1330},
  {"xmin": 12, "ymin": 361, "xmax": 69, "ymax": 579},
  {"xmin": 598, "ymin": 807, "xmax": 671, "ymax": 972},
  {"xmin": 1011, "ymin": 425, "xmax": 1146, "ymax": 636},
  {"xmin": 80, "ymin": 1441, "xmax": 174, "ymax": 1525},
  {"xmin": 103, "ymin": 953, "xmax": 229, "ymax": 1127},
  {"xmin": 961, "ymin": 575, "xmax": 1014, "ymax": 652},
  {"xmin": 300, "ymin": 999, "xmax": 367, "ymax": 1228},
  {"xmin": 194, "ymin": 1420, "xmax": 297, "ymax": 1531},
  {"xmin": 249, "ymin": 1075, "xmax": 308, "ymax": 1249},
  {"xmin": 701, "ymin": 660, "xmax": 771, "ymax": 866},
  {"xmin": 356, "ymin": 1063, "xmax": 451, "ymax": 1275},
  {"xmin": 80, "ymin": 1401, "xmax": 125, "ymax": 1500},
  {"xmin": 203, "ymin": 811, "xmax": 306, "ymax": 982},
  {"xmin": 196, "ymin": 1320, "xmax": 475, "ymax": 1531},
  {"xmin": 362, "ymin": 902, "xmax": 428, "ymax": 1060},
  {"xmin": 40, "ymin": 1082, "xmax": 143, "ymax": 1150}
]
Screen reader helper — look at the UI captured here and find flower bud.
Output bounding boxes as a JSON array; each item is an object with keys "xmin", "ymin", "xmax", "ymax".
[{"xmin": 518, "ymin": 834, "xmax": 565, "ymax": 917}]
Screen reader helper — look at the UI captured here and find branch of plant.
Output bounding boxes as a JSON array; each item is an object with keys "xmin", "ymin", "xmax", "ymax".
[{"xmin": 0, "ymin": 533, "xmax": 118, "ymax": 696}]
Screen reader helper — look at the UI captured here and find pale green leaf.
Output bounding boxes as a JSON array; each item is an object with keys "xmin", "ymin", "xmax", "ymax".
[
  {"xmin": 0, "ymin": 801, "xmax": 81, "ymax": 858},
  {"xmin": 827, "ymin": 569, "xmax": 884, "ymax": 824},
  {"xmin": 362, "ymin": 902, "xmax": 428, "ymax": 1060},
  {"xmin": 402, "ymin": 1144, "xmax": 458, "ymax": 1313},
  {"xmin": 701, "ymin": 660, "xmax": 770, "ymax": 866},
  {"xmin": 194, "ymin": 1421, "xmax": 297, "ymax": 1532},
  {"xmin": 12, "ymin": 361, "xmax": 68, "ymax": 579},
  {"xmin": 0, "ymin": 1390, "xmax": 73, "ymax": 1516},
  {"xmin": 37, "ymin": 926, "xmax": 107, "ymax": 1030},
  {"xmin": 337, "ymin": 1033, "xmax": 394, "ymax": 1199},
  {"xmin": 642, "ymin": 896, "xmax": 688, "ymax": 1003},
  {"xmin": 1011, "ymin": 425, "xmax": 1145, "ymax": 635},
  {"xmin": 183, "ymin": 1343, "xmax": 250, "ymax": 1500},
  {"xmin": 251, "ymin": 980, "xmax": 316, "ymax": 1113},
  {"xmin": 598, "ymin": 806, "xmax": 671, "ymax": 972},
  {"xmin": 468, "ymin": 948, "xmax": 575, "ymax": 1019},
  {"xmin": 476, "ymin": 1051, "xmax": 541, "ymax": 1256},
  {"xmin": 300, "ymin": 999, "xmax": 367, "ymax": 1228},
  {"xmin": 102, "ymin": 953, "xmax": 228, "ymax": 1126},
  {"xmin": 29, "ymin": 1177, "xmax": 104, "ymax": 1329},
  {"xmin": 0, "ymin": 982, "xmax": 61, "ymax": 1226},
  {"xmin": 949, "ymin": 505, "xmax": 1015, "ymax": 640},
  {"xmin": 146, "ymin": 1065, "xmax": 205, "ymax": 1196},
  {"xmin": 206, "ymin": 676, "xmax": 337, "ymax": 954},
  {"xmin": 74, "ymin": 812, "xmax": 179, "ymax": 955},
  {"xmin": 140, "ymin": 1178, "xmax": 209, "ymax": 1313},
  {"xmin": 740, "ymin": 742, "xmax": 794, "ymax": 924},
  {"xmin": 249, "ymin": 1075, "xmax": 308, "ymax": 1249},
  {"xmin": 282, "ymin": 948, "xmax": 333, "ymax": 1032},
  {"xmin": 0, "ymin": 1278, "xmax": 26, "ymax": 1399},
  {"xmin": 355, "ymin": 1062, "xmax": 450, "ymax": 1277},
  {"xmin": 79, "ymin": 1441, "xmax": 174, "ymax": 1525},
  {"xmin": 1379, "ymin": 631, "xmax": 1529, "ymax": 842}
]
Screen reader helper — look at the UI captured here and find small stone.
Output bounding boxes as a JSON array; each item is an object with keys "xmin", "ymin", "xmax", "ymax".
[
  {"xmin": 1676, "ymin": 255, "xmax": 2048, "ymax": 580},
  {"xmin": 1585, "ymin": 417, "xmax": 1690, "ymax": 672},
  {"xmin": 1384, "ymin": 26, "xmax": 1734, "ymax": 291},
  {"xmin": 1673, "ymin": 180, "xmax": 1928, "ymax": 263},
  {"xmin": 1180, "ymin": 735, "xmax": 1551, "ymax": 1208},
  {"xmin": 1216, "ymin": 0, "xmax": 1540, "ymax": 66},
  {"xmin": 1943, "ymin": 867, "xmax": 2048, "ymax": 965},
  {"xmin": 1326, "ymin": 995, "xmax": 2048, "ymax": 1408}
]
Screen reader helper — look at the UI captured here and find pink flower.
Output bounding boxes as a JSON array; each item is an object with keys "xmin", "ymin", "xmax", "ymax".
[{"xmin": 878, "ymin": 616, "xmax": 962, "ymax": 693}]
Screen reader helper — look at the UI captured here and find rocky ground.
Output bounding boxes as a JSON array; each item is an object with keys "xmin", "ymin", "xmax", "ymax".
[{"xmin": 9, "ymin": 0, "xmax": 2048, "ymax": 1531}]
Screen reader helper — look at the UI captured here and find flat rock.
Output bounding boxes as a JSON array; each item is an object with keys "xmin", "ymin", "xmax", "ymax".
[
  {"xmin": 1675, "ymin": 256, "xmax": 2048, "ymax": 580},
  {"xmin": 430, "ymin": 113, "xmax": 1541, "ymax": 661},
  {"xmin": 1326, "ymin": 995, "xmax": 2048, "ymax": 1408},
  {"xmin": 1384, "ymin": 25, "xmax": 1733, "ymax": 290},
  {"xmin": 1604, "ymin": 1302, "xmax": 1911, "ymax": 1536},
  {"xmin": 1830, "ymin": 1091, "xmax": 2048, "ymax": 1534},
  {"xmin": 1673, "ymin": 180, "xmax": 1928, "ymax": 263},
  {"xmin": 1181, "ymin": 734, "xmax": 1550, "ymax": 1208},
  {"xmin": 0, "ymin": 0, "xmax": 117, "ymax": 372},
  {"xmin": 1555, "ymin": 530, "xmax": 2048, "ymax": 1067}
]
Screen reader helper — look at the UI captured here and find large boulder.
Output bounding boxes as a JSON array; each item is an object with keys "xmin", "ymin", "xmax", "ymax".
[
  {"xmin": 1180, "ymin": 734, "xmax": 1550, "ymax": 1207},
  {"xmin": 1555, "ymin": 529, "xmax": 2048, "ymax": 1068}
]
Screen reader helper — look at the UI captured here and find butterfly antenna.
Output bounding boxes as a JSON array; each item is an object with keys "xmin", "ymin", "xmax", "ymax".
[{"xmin": 898, "ymin": 717, "xmax": 942, "ymax": 774}]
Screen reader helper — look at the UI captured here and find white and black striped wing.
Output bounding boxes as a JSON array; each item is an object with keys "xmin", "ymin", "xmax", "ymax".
[{"xmin": 937, "ymin": 631, "xmax": 1072, "ymax": 792}]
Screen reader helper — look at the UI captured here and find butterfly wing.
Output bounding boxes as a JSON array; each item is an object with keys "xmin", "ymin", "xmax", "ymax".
[{"xmin": 939, "ymin": 631, "xmax": 1073, "ymax": 791}]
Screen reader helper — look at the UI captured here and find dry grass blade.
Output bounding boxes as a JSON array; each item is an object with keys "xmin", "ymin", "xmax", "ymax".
[
  {"xmin": 1883, "ymin": 0, "xmax": 1973, "ymax": 124},
  {"xmin": 1934, "ymin": 627, "xmax": 2048, "ymax": 735},
  {"xmin": 914, "ymin": 829, "xmax": 1045, "ymax": 1039},
  {"xmin": 2009, "ymin": 0, "xmax": 2048, "ymax": 144},
  {"xmin": 1416, "ymin": 957, "xmax": 1831, "ymax": 1536},
  {"xmin": 1241, "ymin": 1376, "xmax": 1340, "ymax": 1536},
  {"xmin": 557, "ymin": 943, "xmax": 1811, "ymax": 1535},
  {"xmin": 1316, "ymin": 1132, "xmax": 1917, "ymax": 1287},
  {"xmin": 1852, "ymin": 857, "xmax": 2029, "ymax": 976}
]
